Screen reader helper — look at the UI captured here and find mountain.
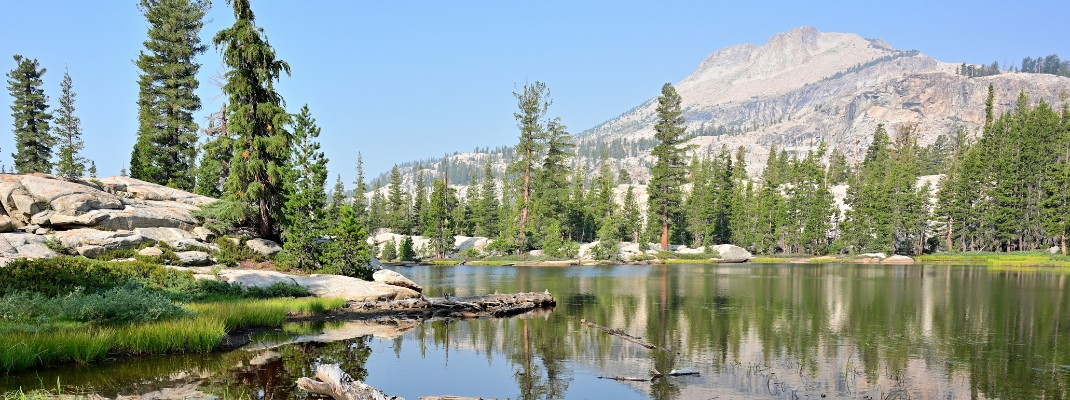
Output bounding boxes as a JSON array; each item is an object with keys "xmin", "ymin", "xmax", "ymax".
[{"xmin": 371, "ymin": 26, "xmax": 1070, "ymax": 192}]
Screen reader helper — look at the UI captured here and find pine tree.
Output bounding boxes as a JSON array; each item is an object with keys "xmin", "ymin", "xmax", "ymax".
[
  {"xmin": 54, "ymin": 68, "xmax": 86, "ymax": 180},
  {"xmin": 386, "ymin": 165, "xmax": 409, "ymax": 233},
  {"xmin": 369, "ymin": 181, "xmax": 386, "ymax": 231},
  {"xmin": 398, "ymin": 235, "xmax": 416, "ymax": 261},
  {"xmin": 194, "ymin": 104, "xmax": 231, "ymax": 197},
  {"xmin": 131, "ymin": 0, "xmax": 210, "ymax": 190},
  {"xmin": 425, "ymin": 178, "xmax": 451, "ymax": 258},
  {"xmin": 474, "ymin": 159, "xmax": 500, "ymax": 237},
  {"xmin": 278, "ymin": 105, "xmax": 328, "ymax": 271},
  {"xmin": 326, "ymin": 174, "xmax": 345, "ymax": 222},
  {"xmin": 7, "ymin": 55, "xmax": 54, "ymax": 173},
  {"xmin": 88, "ymin": 160, "xmax": 97, "ymax": 178},
  {"xmin": 648, "ymin": 83, "xmax": 692, "ymax": 250},
  {"xmin": 214, "ymin": 0, "xmax": 292, "ymax": 240},
  {"xmin": 533, "ymin": 117, "xmax": 574, "ymax": 235},
  {"xmin": 510, "ymin": 81, "xmax": 550, "ymax": 242},
  {"xmin": 352, "ymin": 153, "xmax": 368, "ymax": 222},
  {"xmin": 321, "ymin": 203, "xmax": 371, "ymax": 278},
  {"xmin": 381, "ymin": 237, "xmax": 397, "ymax": 261},
  {"xmin": 621, "ymin": 185, "xmax": 642, "ymax": 243},
  {"xmin": 411, "ymin": 167, "xmax": 427, "ymax": 235}
]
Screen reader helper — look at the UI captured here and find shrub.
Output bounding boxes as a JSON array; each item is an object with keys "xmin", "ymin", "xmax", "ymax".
[
  {"xmin": 460, "ymin": 247, "xmax": 482, "ymax": 259},
  {"xmin": 184, "ymin": 280, "xmax": 310, "ymax": 301},
  {"xmin": 0, "ymin": 257, "xmax": 195, "ymax": 298},
  {"xmin": 213, "ymin": 236, "xmax": 265, "ymax": 267},
  {"xmin": 591, "ymin": 241, "xmax": 620, "ymax": 261},
  {"xmin": 44, "ymin": 238, "xmax": 70, "ymax": 254},
  {"xmin": 0, "ymin": 286, "xmax": 189, "ymax": 325},
  {"xmin": 191, "ymin": 199, "xmax": 256, "ymax": 235}
]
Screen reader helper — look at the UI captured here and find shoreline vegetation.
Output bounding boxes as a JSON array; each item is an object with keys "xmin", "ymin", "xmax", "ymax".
[{"xmin": 0, "ymin": 257, "xmax": 347, "ymax": 374}]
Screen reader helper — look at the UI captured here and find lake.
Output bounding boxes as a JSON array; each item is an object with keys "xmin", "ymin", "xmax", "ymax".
[{"xmin": 2, "ymin": 264, "xmax": 1068, "ymax": 399}]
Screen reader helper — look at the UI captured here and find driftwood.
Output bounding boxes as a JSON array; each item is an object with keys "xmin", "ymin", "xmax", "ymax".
[
  {"xmin": 597, "ymin": 368, "xmax": 701, "ymax": 383},
  {"xmin": 297, "ymin": 364, "xmax": 402, "ymax": 400},
  {"xmin": 580, "ymin": 318, "xmax": 669, "ymax": 351}
]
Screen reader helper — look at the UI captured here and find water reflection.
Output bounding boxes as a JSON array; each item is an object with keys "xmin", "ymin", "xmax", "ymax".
[{"xmin": 0, "ymin": 264, "xmax": 1067, "ymax": 399}]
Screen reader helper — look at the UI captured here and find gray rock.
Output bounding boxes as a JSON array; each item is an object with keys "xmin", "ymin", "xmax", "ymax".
[
  {"xmin": 170, "ymin": 238, "xmax": 208, "ymax": 250},
  {"xmin": 860, "ymin": 252, "xmax": 888, "ymax": 259},
  {"xmin": 0, "ymin": 178, "xmax": 46, "ymax": 224},
  {"xmin": 368, "ymin": 256, "xmax": 384, "ymax": 271},
  {"xmin": 0, "ymin": 215, "xmax": 12, "ymax": 233},
  {"xmin": 15, "ymin": 243, "xmax": 57, "ymax": 258},
  {"xmin": 1048, "ymin": 246, "xmax": 1061, "ymax": 254},
  {"xmin": 883, "ymin": 254, "xmax": 915, "ymax": 264},
  {"xmin": 372, "ymin": 269, "xmax": 423, "ymax": 293},
  {"xmin": 711, "ymin": 244, "xmax": 753, "ymax": 260},
  {"xmin": 87, "ymin": 203, "xmax": 198, "ymax": 231},
  {"xmin": 97, "ymin": 176, "xmax": 215, "ymax": 206},
  {"xmin": 30, "ymin": 210, "xmax": 54, "ymax": 225},
  {"xmin": 220, "ymin": 269, "xmax": 421, "ymax": 302},
  {"xmin": 20, "ymin": 224, "xmax": 40, "ymax": 233},
  {"xmin": 52, "ymin": 228, "xmax": 151, "ymax": 251},
  {"xmin": 17, "ymin": 175, "xmax": 122, "ymax": 215},
  {"xmin": 134, "ymin": 227, "xmax": 196, "ymax": 242},
  {"xmin": 529, "ymin": 249, "xmax": 545, "ymax": 257},
  {"xmin": 139, "ymin": 247, "xmax": 164, "ymax": 257},
  {"xmin": 34, "ymin": 228, "xmax": 50, "ymax": 235},
  {"xmin": 175, "ymin": 251, "xmax": 211, "ymax": 266},
  {"xmin": 49, "ymin": 212, "xmax": 108, "ymax": 227},
  {"xmin": 192, "ymin": 226, "xmax": 215, "ymax": 242},
  {"xmin": 246, "ymin": 238, "xmax": 282, "ymax": 257},
  {"xmin": 75, "ymin": 245, "xmax": 106, "ymax": 258}
]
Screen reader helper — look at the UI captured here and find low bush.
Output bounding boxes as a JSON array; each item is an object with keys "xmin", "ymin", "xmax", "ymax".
[
  {"xmin": 185, "ymin": 280, "xmax": 311, "ymax": 301},
  {"xmin": 214, "ymin": 237, "xmax": 266, "ymax": 267},
  {"xmin": 0, "ymin": 286, "xmax": 189, "ymax": 325},
  {"xmin": 0, "ymin": 257, "xmax": 195, "ymax": 298}
]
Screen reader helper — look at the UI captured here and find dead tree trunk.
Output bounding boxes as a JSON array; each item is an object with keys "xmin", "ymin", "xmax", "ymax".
[{"xmin": 297, "ymin": 364, "xmax": 402, "ymax": 400}]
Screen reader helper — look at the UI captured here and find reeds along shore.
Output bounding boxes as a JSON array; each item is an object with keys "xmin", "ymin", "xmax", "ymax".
[{"xmin": 0, "ymin": 297, "xmax": 346, "ymax": 373}]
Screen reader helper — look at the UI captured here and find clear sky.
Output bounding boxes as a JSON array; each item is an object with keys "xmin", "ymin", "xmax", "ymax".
[{"xmin": 1, "ymin": 0, "xmax": 1067, "ymax": 185}]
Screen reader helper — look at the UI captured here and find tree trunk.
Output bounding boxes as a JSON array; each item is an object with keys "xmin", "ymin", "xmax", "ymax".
[
  {"xmin": 946, "ymin": 218, "xmax": 953, "ymax": 253},
  {"xmin": 1062, "ymin": 234, "xmax": 1066, "ymax": 256},
  {"xmin": 660, "ymin": 209, "xmax": 669, "ymax": 251}
]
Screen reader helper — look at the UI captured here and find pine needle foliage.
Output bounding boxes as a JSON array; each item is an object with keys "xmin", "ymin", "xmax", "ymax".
[
  {"xmin": 648, "ymin": 83, "xmax": 693, "ymax": 250},
  {"xmin": 6, "ymin": 55, "xmax": 54, "ymax": 173},
  {"xmin": 54, "ymin": 68, "xmax": 86, "ymax": 180},
  {"xmin": 213, "ymin": 0, "xmax": 293, "ymax": 241},
  {"xmin": 130, "ymin": 0, "xmax": 210, "ymax": 190},
  {"xmin": 277, "ymin": 105, "xmax": 329, "ymax": 271}
]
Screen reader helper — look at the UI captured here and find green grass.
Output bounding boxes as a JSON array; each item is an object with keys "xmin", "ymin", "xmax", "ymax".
[
  {"xmin": 0, "ymin": 297, "xmax": 346, "ymax": 373},
  {"xmin": 663, "ymin": 258, "xmax": 717, "ymax": 264},
  {"xmin": 916, "ymin": 251, "xmax": 1070, "ymax": 267}
]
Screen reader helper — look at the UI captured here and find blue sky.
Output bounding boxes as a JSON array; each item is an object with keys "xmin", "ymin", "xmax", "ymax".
[{"xmin": 1, "ymin": 0, "xmax": 1067, "ymax": 184}]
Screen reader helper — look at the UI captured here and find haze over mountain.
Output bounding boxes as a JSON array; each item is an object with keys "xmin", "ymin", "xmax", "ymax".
[{"xmin": 372, "ymin": 26, "xmax": 1070, "ymax": 192}]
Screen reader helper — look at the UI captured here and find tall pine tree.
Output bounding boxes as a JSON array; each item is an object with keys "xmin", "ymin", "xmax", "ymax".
[
  {"xmin": 54, "ymin": 68, "xmax": 86, "ymax": 180},
  {"xmin": 648, "ymin": 83, "xmax": 692, "ymax": 250},
  {"xmin": 214, "ymin": 0, "xmax": 292, "ymax": 240},
  {"xmin": 7, "ymin": 55, "xmax": 54, "ymax": 173},
  {"xmin": 131, "ymin": 0, "xmax": 210, "ymax": 190},
  {"xmin": 277, "ymin": 105, "xmax": 328, "ymax": 271}
]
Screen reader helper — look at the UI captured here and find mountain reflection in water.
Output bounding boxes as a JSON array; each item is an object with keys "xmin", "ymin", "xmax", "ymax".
[{"xmin": 1, "ymin": 264, "xmax": 1067, "ymax": 399}]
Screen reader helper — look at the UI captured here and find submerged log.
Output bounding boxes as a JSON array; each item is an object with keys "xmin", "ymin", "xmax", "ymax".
[
  {"xmin": 580, "ymin": 318, "xmax": 669, "ymax": 351},
  {"xmin": 297, "ymin": 364, "xmax": 402, "ymax": 400}
]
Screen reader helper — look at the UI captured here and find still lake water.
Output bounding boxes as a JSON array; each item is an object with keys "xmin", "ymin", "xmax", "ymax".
[{"xmin": 2, "ymin": 264, "xmax": 1069, "ymax": 399}]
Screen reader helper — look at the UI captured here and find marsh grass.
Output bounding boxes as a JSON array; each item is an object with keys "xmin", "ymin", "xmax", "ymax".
[
  {"xmin": 917, "ymin": 251, "xmax": 1070, "ymax": 267},
  {"xmin": 0, "ymin": 297, "xmax": 345, "ymax": 373}
]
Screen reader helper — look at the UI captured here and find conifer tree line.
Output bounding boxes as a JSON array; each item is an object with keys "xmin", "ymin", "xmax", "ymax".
[{"xmin": 356, "ymin": 81, "xmax": 1070, "ymax": 259}]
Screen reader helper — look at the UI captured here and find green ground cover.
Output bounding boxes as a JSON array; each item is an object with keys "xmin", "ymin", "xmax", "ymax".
[{"xmin": 0, "ymin": 257, "xmax": 344, "ymax": 373}]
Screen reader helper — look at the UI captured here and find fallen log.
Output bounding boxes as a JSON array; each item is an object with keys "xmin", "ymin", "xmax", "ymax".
[
  {"xmin": 297, "ymin": 364, "xmax": 402, "ymax": 400},
  {"xmin": 580, "ymin": 318, "xmax": 669, "ymax": 351},
  {"xmin": 597, "ymin": 375, "xmax": 651, "ymax": 382},
  {"xmin": 327, "ymin": 291, "xmax": 556, "ymax": 321},
  {"xmin": 651, "ymin": 368, "xmax": 700, "ymax": 377}
]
